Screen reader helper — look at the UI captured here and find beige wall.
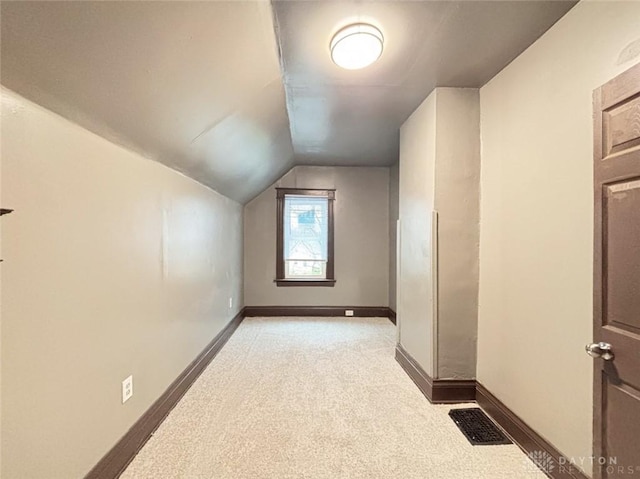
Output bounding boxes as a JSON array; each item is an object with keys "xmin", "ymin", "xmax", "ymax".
[
  {"xmin": 388, "ymin": 163, "xmax": 399, "ymax": 312},
  {"xmin": 398, "ymin": 88, "xmax": 480, "ymax": 379},
  {"xmin": 398, "ymin": 91, "xmax": 437, "ymax": 376},
  {"xmin": 0, "ymin": 100, "xmax": 3, "ymax": 477},
  {"xmin": 1, "ymin": 89, "xmax": 244, "ymax": 479},
  {"xmin": 244, "ymin": 166, "xmax": 389, "ymax": 307},
  {"xmin": 434, "ymin": 88, "xmax": 480, "ymax": 379},
  {"xmin": 478, "ymin": 1, "xmax": 640, "ymax": 475}
]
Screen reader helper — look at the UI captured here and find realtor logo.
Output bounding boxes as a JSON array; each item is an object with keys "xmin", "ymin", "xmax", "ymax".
[{"xmin": 524, "ymin": 450, "xmax": 556, "ymax": 474}]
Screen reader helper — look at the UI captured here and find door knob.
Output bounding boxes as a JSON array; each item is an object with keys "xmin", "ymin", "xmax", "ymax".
[{"xmin": 586, "ymin": 342, "xmax": 614, "ymax": 360}]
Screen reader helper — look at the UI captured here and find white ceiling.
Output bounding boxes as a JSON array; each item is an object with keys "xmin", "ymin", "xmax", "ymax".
[{"xmin": 1, "ymin": 1, "xmax": 576, "ymax": 203}]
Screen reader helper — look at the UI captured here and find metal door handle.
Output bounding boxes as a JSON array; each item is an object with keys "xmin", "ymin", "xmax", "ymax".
[{"xmin": 586, "ymin": 342, "xmax": 614, "ymax": 360}]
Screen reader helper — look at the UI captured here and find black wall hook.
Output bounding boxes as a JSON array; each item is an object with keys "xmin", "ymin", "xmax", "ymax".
[{"xmin": 1, "ymin": 208, "xmax": 13, "ymax": 261}]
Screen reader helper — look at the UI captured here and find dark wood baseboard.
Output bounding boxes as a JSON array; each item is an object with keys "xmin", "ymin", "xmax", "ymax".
[
  {"xmin": 476, "ymin": 382, "xmax": 589, "ymax": 479},
  {"xmin": 395, "ymin": 345, "xmax": 476, "ymax": 403},
  {"xmin": 244, "ymin": 305, "xmax": 396, "ymax": 323},
  {"xmin": 395, "ymin": 344, "xmax": 434, "ymax": 399},
  {"xmin": 396, "ymin": 346, "xmax": 588, "ymax": 477},
  {"xmin": 85, "ymin": 309, "xmax": 246, "ymax": 479},
  {"xmin": 84, "ymin": 309, "xmax": 587, "ymax": 479},
  {"xmin": 433, "ymin": 378, "xmax": 477, "ymax": 402},
  {"xmin": 388, "ymin": 308, "xmax": 397, "ymax": 325}
]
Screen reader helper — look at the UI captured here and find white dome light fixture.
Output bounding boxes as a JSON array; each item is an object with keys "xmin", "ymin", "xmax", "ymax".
[{"xmin": 330, "ymin": 23, "xmax": 384, "ymax": 70}]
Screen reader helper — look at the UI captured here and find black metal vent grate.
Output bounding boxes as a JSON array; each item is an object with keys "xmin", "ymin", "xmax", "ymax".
[{"xmin": 448, "ymin": 408, "xmax": 512, "ymax": 446}]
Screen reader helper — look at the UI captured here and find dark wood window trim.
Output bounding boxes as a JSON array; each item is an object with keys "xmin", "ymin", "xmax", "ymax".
[{"xmin": 275, "ymin": 188, "xmax": 335, "ymax": 287}]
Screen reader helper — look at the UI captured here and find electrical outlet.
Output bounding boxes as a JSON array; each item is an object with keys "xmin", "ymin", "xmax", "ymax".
[
  {"xmin": 122, "ymin": 375, "xmax": 133, "ymax": 404},
  {"xmin": 345, "ymin": 310, "xmax": 354, "ymax": 317},
  {"xmin": 228, "ymin": 297, "xmax": 233, "ymax": 309}
]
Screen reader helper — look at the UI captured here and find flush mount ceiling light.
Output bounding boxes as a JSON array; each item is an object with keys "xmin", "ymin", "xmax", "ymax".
[{"xmin": 330, "ymin": 23, "xmax": 384, "ymax": 70}]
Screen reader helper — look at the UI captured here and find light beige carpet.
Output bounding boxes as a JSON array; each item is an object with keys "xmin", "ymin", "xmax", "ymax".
[{"xmin": 121, "ymin": 317, "xmax": 545, "ymax": 479}]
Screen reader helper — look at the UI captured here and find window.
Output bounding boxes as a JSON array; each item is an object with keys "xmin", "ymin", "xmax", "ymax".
[{"xmin": 275, "ymin": 188, "xmax": 336, "ymax": 287}]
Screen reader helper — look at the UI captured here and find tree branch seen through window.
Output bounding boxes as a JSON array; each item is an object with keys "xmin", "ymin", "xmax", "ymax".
[{"xmin": 275, "ymin": 188, "xmax": 335, "ymax": 287}]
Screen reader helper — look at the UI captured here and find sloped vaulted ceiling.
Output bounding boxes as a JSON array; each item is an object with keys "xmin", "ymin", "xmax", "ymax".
[
  {"xmin": 1, "ymin": 1, "xmax": 576, "ymax": 204},
  {"xmin": 1, "ymin": 1, "xmax": 295, "ymax": 203}
]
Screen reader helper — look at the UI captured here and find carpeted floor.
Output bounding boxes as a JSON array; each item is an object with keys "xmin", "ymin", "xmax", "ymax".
[{"xmin": 121, "ymin": 317, "xmax": 545, "ymax": 479}]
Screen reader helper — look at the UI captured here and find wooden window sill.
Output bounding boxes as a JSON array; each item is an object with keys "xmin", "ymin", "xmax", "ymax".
[{"xmin": 274, "ymin": 279, "xmax": 336, "ymax": 287}]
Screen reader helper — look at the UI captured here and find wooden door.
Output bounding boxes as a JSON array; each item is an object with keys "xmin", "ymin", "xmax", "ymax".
[{"xmin": 593, "ymin": 62, "xmax": 640, "ymax": 479}]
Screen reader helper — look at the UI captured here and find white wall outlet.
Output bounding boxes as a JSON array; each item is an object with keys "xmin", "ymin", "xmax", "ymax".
[
  {"xmin": 228, "ymin": 296, "xmax": 233, "ymax": 309},
  {"xmin": 345, "ymin": 310, "xmax": 354, "ymax": 317},
  {"xmin": 122, "ymin": 375, "xmax": 133, "ymax": 404}
]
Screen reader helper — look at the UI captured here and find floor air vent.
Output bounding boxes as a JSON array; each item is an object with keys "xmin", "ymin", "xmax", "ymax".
[{"xmin": 448, "ymin": 408, "xmax": 512, "ymax": 446}]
